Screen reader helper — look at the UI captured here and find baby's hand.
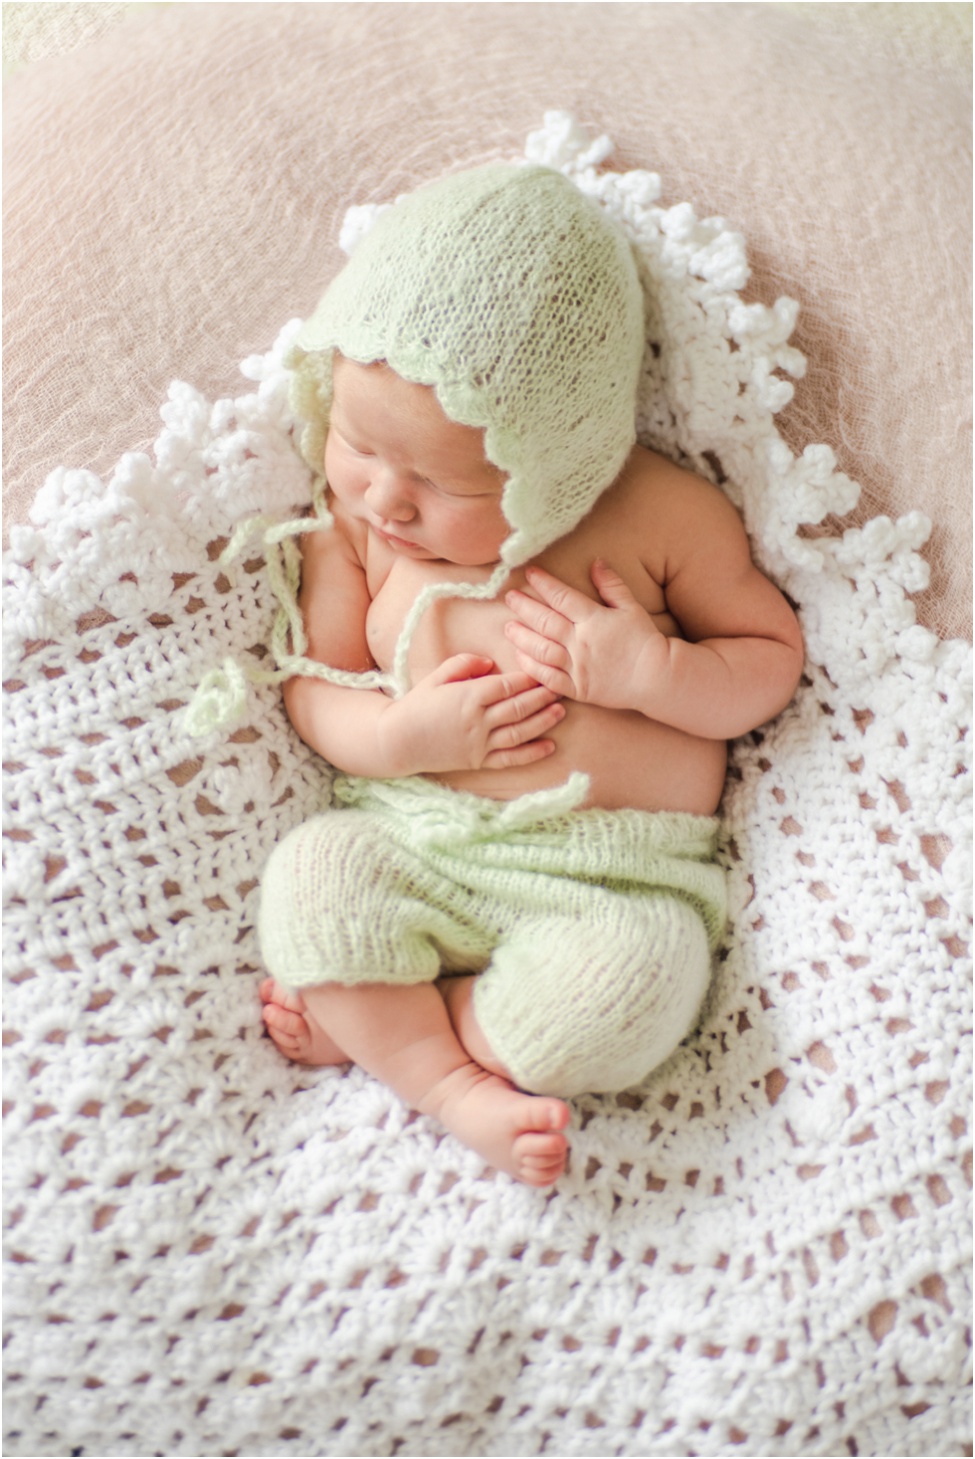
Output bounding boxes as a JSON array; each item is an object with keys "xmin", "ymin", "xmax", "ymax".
[
  {"xmin": 381, "ymin": 653, "xmax": 565, "ymax": 776},
  {"xmin": 504, "ymin": 562, "xmax": 668, "ymax": 709}
]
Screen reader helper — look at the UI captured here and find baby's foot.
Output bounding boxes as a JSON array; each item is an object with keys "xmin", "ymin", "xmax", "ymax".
[
  {"xmin": 424, "ymin": 1065, "xmax": 571, "ymax": 1187},
  {"xmin": 259, "ymin": 978, "xmax": 349, "ymax": 1066}
]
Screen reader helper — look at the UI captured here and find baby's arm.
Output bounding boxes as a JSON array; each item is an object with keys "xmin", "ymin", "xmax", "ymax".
[
  {"xmin": 283, "ymin": 522, "xmax": 564, "ymax": 776},
  {"xmin": 504, "ymin": 471, "xmax": 804, "ymax": 741}
]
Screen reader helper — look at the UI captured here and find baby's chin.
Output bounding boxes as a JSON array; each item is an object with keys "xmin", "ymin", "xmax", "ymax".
[{"xmin": 373, "ymin": 526, "xmax": 504, "ymax": 570}]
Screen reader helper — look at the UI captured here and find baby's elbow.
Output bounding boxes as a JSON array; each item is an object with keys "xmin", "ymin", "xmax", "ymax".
[
  {"xmin": 770, "ymin": 635, "xmax": 805, "ymax": 720},
  {"xmin": 281, "ymin": 673, "xmax": 304, "ymax": 722},
  {"xmin": 784, "ymin": 622, "xmax": 805, "ymax": 692},
  {"xmin": 282, "ymin": 674, "xmax": 325, "ymax": 751}
]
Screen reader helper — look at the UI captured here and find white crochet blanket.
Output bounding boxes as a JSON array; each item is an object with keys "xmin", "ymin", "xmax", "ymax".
[{"xmin": 3, "ymin": 116, "xmax": 971, "ymax": 1458}]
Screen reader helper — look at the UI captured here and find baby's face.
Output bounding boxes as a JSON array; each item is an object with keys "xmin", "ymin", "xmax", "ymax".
[{"xmin": 325, "ymin": 357, "xmax": 509, "ymax": 566}]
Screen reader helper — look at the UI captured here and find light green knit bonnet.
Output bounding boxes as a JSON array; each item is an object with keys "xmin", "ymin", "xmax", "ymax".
[
  {"xmin": 288, "ymin": 163, "xmax": 645, "ymax": 584},
  {"xmin": 185, "ymin": 163, "xmax": 647, "ymax": 729}
]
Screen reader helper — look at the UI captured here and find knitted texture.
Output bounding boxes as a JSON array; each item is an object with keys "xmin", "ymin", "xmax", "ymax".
[
  {"xmin": 283, "ymin": 160, "xmax": 644, "ymax": 697},
  {"xmin": 288, "ymin": 162, "xmax": 644, "ymax": 569},
  {"xmin": 258, "ymin": 774, "xmax": 726, "ymax": 1096},
  {"xmin": 3, "ymin": 116, "xmax": 971, "ymax": 1457}
]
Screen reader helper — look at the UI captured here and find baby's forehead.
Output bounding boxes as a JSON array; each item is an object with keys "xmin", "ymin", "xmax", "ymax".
[{"xmin": 332, "ymin": 357, "xmax": 504, "ymax": 488}]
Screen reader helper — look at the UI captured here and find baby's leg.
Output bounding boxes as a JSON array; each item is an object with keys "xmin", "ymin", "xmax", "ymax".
[
  {"xmin": 438, "ymin": 974, "xmax": 512, "ymax": 1079},
  {"xmin": 263, "ymin": 978, "xmax": 570, "ymax": 1186},
  {"xmin": 473, "ymin": 901, "xmax": 712, "ymax": 1098},
  {"xmin": 260, "ymin": 979, "xmax": 350, "ymax": 1066}
]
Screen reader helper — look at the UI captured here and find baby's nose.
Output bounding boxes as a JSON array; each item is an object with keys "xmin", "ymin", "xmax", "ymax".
[{"xmin": 366, "ymin": 469, "xmax": 417, "ymax": 521}]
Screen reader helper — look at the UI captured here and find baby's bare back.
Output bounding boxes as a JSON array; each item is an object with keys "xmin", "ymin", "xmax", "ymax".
[{"xmin": 364, "ymin": 459, "xmax": 728, "ymax": 815}]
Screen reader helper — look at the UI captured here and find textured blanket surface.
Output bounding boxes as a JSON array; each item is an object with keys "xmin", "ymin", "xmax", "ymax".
[
  {"xmin": 3, "ymin": 118, "xmax": 971, "ymax": 1458},
  {"xmin": 5, "ymin": 2, "xmax": 972, "ymax": 641}
]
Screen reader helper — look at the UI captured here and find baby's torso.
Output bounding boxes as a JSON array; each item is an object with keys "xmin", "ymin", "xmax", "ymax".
[{"xmin": 357, "ymin": 460, "xmax": 727, "ymax": 815}]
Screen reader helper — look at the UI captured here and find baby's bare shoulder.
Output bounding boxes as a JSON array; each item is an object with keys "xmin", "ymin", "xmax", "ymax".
[
  {"xmin": 307, "ymin": 495, "xmax": 367, "ymax": 562},
  {"xmin": 618, "ymin": 445, "xmax": 737, "ymax": 519},
  {"xmin": 296, "ymin": 501, "xmax": 376, "ymax": 669},
  {"xmin": 297, "ymin": 498, "xmax": 371, "ymax": 607},
  {"xmin": 533, "ymin": 450, "xmax": 708, "ymax": 607},
  {"xmin": 298, "ymin": 497, "xmax": 374, "ymax": 595},
  {"xmin": 568, "ymin": 446, "xmax": 741, "ymax": 565}
]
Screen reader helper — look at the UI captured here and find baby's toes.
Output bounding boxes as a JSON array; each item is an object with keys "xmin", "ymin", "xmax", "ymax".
[
  {"xmin": 263, "ymin": 1002, "xmax": 306, "ymax": 1039},
  {"xmin": 539, "ymin": 1098, "xmax": 571, "ymax": 1132},
  {"xmin": 259, "ymin": 978, "xmax": 307, "ymax": 1015},
  {"xmin": 520, "ymin": 1161, "xmax": 567, "ymax": 1188},
  {"xmin": 513, "ymin": 1130, "xmax": 569, "ymax": 1186}
]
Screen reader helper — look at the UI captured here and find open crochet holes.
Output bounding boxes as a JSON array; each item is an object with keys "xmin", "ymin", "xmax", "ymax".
[{"xmin": 3, "ymin": 116, "xmax": 970, "ymax": 1457}]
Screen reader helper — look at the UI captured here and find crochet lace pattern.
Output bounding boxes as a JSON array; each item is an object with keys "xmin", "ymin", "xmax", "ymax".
[{"xmin": 3, "ymin": 115, "xmax": 971, "ymax": 1457}]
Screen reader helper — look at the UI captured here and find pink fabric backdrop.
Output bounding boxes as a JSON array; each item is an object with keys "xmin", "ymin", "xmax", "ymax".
[{"xmin": 4, "ymin": 2, "xmax": 971, "ymax": 637}]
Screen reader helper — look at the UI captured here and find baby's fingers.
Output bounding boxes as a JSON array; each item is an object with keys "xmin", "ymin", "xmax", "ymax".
[
  {"xmin": 504, "ymin": 618, "xmax": 572, "ymax": 667},
  {"xmin": 487, "ymin": 699, "xmax": 565, "ymax": 751},
  {"xmin": 521, "ymin": 566, "xmax": 596, "ymax": 622},
  {"xmin": 484, "ymin": 680, "xmax": 561, "ymax": 726},
  {"xmin": 504, "ymin": 623, "xmax": 576, "ymax": 696},
  {"xmin": 482, "ymin": 735, "xmax": 559, "ymax": 770},
  {"xmin": 476, "ymin": 669, "xmax": 554, "ymax": 707},
  {"xmin": 508, "ymin": 648, "xmax": 576, "ymax": 696},
  {"xmin": 430, "ymin": 652, "xmax": 496, "ymax": 686},
  {"xmin": 590, "ymin": 558, "xmax": 637, "ymax": 608},
  {"xmin": 505, "ymin": 586, "xmax": 573, "ymax": 640}
]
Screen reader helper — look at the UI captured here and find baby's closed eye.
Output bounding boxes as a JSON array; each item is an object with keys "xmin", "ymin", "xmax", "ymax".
[{"xmin": 343, "ymin": 438, "xmax": 375, "ymax": 460}]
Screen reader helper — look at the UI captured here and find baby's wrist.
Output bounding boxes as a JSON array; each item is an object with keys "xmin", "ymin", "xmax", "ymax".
[
  {"xmin": 628, "ymin": 630, "xmax": 673, "ymax": 719},
  {"xmin": 375, "ymin": 697, "xmax": 420, "ymax": 778}
]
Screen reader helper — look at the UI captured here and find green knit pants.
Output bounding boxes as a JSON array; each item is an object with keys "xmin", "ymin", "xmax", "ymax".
[{"xmin": 258, "ymin": 774, "xmax": 726, "ymax": 1098}]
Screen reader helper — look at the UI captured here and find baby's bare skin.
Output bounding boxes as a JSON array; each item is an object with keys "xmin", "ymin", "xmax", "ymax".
[
  {"xmin": 358, "ymin": 458, "xmax": 730, "ymax": 814},
  {"xmin": 260, "ymin": 977, "xmax": 571, "ymax": 1185},
  {"xmin": 263, "ymin": 359, "xmax": 804, "ymax": 1186}
]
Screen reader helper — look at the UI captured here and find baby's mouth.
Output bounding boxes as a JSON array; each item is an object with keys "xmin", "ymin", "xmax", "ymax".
[{"xmin": 374, "ymin": 523, "xmax": 420, "ymax": 551}]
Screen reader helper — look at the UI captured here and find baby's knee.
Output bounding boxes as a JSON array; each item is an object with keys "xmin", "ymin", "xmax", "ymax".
[
  {"xmin": 258, "ymin": 810, "xmax": 450, "ymax": 990},
  {"xmin": 258, "ymin": 810, "xmax": 387, "ymax": 983},
  {"xmin": 474, "ymin": 897, "xmax": 713, "ymax": 1098},
  {"xmin": 262, "ymin": 809, "xmax": 382, "ymax": 908}
]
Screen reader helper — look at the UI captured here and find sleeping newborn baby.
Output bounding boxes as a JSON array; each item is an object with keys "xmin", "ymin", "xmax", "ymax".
[{"xmin": 257, "ymin": 163, "xmax": 804, "ymax": 1185}]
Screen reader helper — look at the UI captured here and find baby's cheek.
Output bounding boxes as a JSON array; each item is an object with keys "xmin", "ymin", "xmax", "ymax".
[{"xmin": 477, "ymin": 503, "xmax": 511, "ymax": 557}]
